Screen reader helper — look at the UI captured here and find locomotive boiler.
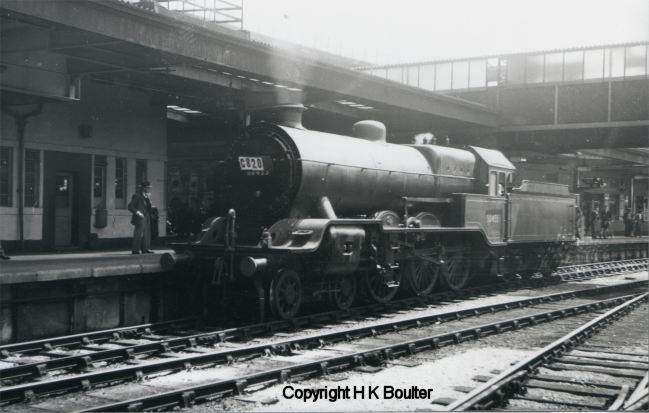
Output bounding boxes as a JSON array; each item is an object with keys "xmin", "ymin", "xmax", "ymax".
[
  {"xmin": 226, "ymin": 119, "xmax": 476, "ymax": 225},
  {"xmin": 165, "ymin": 106, "xmax": 577, "ymax": 320}
]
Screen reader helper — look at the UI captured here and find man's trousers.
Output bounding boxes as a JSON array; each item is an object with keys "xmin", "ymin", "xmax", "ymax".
[{"xmin": 132, "ymin": 215, "xmax": 151, "ymax": 252}]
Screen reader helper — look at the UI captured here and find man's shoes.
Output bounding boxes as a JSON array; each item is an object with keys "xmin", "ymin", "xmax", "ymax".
[
  {"xmin": 132, "ymin": 251, "xmax": 140, "ymax": 255},
  {"xmin": 143, "ymin": 250, "xmax": 154, "ymax": 254},
  {"xmin": 0, "ymin": 254, "xmax": 9, "ymax": 260}
]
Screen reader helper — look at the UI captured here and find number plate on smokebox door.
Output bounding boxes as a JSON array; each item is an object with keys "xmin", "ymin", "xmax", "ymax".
[{"xmin": 238, "ymin": 156, "xmax": 271, "ymax": 175}]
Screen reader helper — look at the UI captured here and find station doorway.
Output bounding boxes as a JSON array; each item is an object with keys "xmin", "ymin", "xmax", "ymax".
[
  {"xmin": 54, "ymin": 173, "xmax": 75, "ymax": 246},
  {"xmin": 43, "ymin": 151, "xmax": 91, "ymax": 249}
]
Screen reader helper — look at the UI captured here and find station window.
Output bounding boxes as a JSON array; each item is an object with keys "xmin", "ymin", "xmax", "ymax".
[
  {"xmin": 435, "ymin": 63, "xmax": 452, "ymax": 91},
  {"xmin": 115, "ymin": 157, "xmax": 127, "ymax": 209},
  {"xmin": 506, "ymin": 55, "xmax": 526, "ymax": 84},
  {"xmin": 625, "ymin": 45, "xmax": 647, "ymax": 77},
  {"xmin": 94, "ymin": 155, "xmax": 107, "ymax": 208},
  {"xmin": 370, "ymin": 68, "xmax": 387, "ymax": 79},
  {"xmin": 544, "ymin": 53, "xmax": 563, "ymax": 82},
  {"xmin": 584, "ymin": 49, "xmax": 605, "ymax": 80},
  {"xmin": 610, "ymin": 47, "xmax": 625, "ymax": 78},
  {"xmin": 136, "ymin": 159, "xmax": 148, "ymax": 186},
  {"xmin": 451, "ymin": 61, "xmax": 469, "ymax": 90},
  {"xmin": 24, "ymin": 149, "xmax": 40, "ymax": 207},
  {"xmin": 406, "ymin": 66, "xmax": 419, "ymax": 87},
  {"xmin": 386, "ymin": 67, "xmax": 402, "ymax": 83},
  {"xmin": 418, "ymin": 65, "xmax": 435, "ymax": 91},
  {"xmin": 604, "ymin": 48, "xmax": 611, "ymax": 78},
  {"xmin": 0, "ymin": 146, "xmax": 12, "ymax": 207},
  {"xmin": 525, "ymin": 54, "xmax": 544, "ymax": 83},
  {"xmin": 486, "ymin": 58, "xmax": 499, "ymax": 87},
  {"xmin": 563, "ymin": 51, "xmax": 584, "ymax": 81},
  {"xmin": 469, "ymin": 60, "xmax": 486, "ymax": 88}
]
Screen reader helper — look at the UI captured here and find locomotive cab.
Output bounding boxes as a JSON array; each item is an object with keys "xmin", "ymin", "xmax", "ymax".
[{"xmin": 467, "ymin": 146, "xmax": 516, "ymax": 196}]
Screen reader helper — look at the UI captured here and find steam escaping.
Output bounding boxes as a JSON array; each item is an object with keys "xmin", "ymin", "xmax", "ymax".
[{"xmin": 250, "ymin": 104, "xmax": 306, "ymax": 129}]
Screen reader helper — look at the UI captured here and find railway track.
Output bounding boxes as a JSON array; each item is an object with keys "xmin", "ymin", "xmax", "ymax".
[
  {"xmin": 2, "ymin": 258, "xmax": 642, "ymax": 362},
  {"xmin": 0, "ymin": 318, "xmax": 199, "ymax": 358},
  {"xmin": 447, "ymin": 293, "xmax": 648, "ymax": 411},
  {"xmin": 1, "ymin": 259, "xmax": 644, "ymax": 387},
  {"xmin": 0, "ymin": 278, "xmax": 557, "ymax": 385},
  {"xmin": 1, "ymin": 276, "xmax": 645, "ymax": 411},
  {"xmin": 555, "ymin": 259, "xmax": 647, "ymax": 281},
  {"xmin": 2, "ymin": 257, "xmax": 644, "ymax": 352}
]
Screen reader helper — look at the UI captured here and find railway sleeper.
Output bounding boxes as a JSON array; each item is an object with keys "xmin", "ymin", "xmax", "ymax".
[
  {"xmin": 547, "ymin": 363, "xmax": 647, "ymax": 380},
  {"xmin": 513, "ymin": 393, "xmax": 605, "ymax": 410},
  {"xmin": 554, "ymin": 356, "xmax": 648, "ymax": 371}
]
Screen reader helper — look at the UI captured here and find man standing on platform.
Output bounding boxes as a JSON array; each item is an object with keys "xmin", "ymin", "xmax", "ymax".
[
  {"xmin": 600, "ymin": 206, "xmax": 612, "ymax": 239},
  {"xmin": 128, "ymin": 180, "xmax": 154, "ymax": 254},
  {"xmin": 633, "ymin": 211, "xmax": 644, "ymax": 237},
  {"xmin": 590, "ymin": 208, "xmax": 600, "ymax": 239},
  {"xmin": 623, "ymin": 208, "xmax": 633, "ymax": 236}
]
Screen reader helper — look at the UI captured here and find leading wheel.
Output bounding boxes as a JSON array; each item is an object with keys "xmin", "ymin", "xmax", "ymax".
[
  {"xmin": 269, "ymin": 269, "xmax": 302, "ymax": 320},
  {"xmin": 441, "ymin": 249, "xmax": 472, "ymax": 291},
  {"xmin": 363, "ymin": 268, "xmax": 401, "ymax": 304},
  {"xmin": 327, "ymin": 274, "xmax": 357, "ymax": 311},
  {"xmin": 403, "ymin": 259, "xmax": 439, "ymax": 296}
]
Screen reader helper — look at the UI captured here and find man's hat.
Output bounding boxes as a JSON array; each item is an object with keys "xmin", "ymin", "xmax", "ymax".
[{"xmin": 140, "ymin": 180, "xmax": 151, "ymax": 188}]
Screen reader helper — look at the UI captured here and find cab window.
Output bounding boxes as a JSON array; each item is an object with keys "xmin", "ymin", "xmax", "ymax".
[
  {"xmin": 489, "ymin": 171, "xmax": 498, "ymax": 196},
  {"xmin": 498, "ymin": 172, "xmax": 506, "ymax": 196}
]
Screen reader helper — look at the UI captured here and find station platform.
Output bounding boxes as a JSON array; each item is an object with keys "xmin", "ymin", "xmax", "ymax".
[
  {"xmin": 0, "ymin": 237, "xmax": 645, "ymax": 286},
  {"xmin": 578, "ymin": 236, "xmax": 648, "ymax": 245},
  {"xmin": 0, "ymin": 249, "xmax": 174, "ymax": 285}
]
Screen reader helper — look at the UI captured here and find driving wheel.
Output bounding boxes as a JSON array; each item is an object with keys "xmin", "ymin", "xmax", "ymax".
[
  {"xmin": 403, "ymin": 258, "xmax": 439, "ymax": 296},
  {"xmin": 327, "ymin": 274, "xmax": 357, "ymax": 311},
  {"xmin": 441, "ymin": 249, "xmax": 472, "ymax": 291},
  {"xmin": 363, "ymin": 268, "xmax": 401, "ymax": 304},
  {"xmin": 269, "ymin": 269, "xmax": 302, "ymax": 320}
]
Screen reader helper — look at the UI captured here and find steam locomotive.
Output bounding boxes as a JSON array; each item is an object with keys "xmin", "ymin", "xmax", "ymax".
[{"xmin": 163, "ymin": 106, "xmax": 577, "ymax": 320}]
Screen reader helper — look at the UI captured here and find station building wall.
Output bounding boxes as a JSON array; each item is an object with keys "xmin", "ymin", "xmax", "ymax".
[{"xmin": 0, "ymin": 79, "xmax": 167, "ymax": 250}]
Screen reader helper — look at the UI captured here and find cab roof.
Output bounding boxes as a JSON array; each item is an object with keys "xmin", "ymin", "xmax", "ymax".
[{"xmin": 468, "ymin": 146, "xmax": 516, "ymax": 170}]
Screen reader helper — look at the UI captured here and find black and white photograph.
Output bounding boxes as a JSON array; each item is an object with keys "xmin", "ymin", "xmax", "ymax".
[{"xmin": 0, "ymin": 0, "xmax": 648, "ymax": 411}]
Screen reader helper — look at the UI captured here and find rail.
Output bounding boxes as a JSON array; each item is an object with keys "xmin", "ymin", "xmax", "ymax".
[{"xmin": 447, "ymin": 292, "xmax": 648, "ymax": 410}]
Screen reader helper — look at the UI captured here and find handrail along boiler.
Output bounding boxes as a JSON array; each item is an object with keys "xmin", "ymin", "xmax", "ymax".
[{"xmin": 164, "ymin": 107, "xmax": 577, "ymax": 320}]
